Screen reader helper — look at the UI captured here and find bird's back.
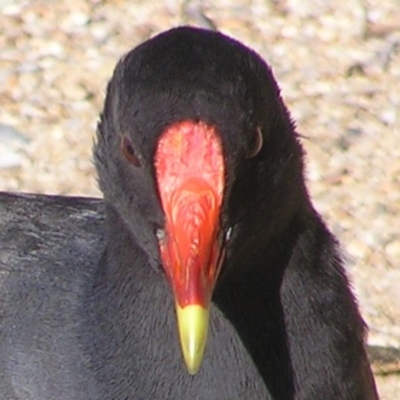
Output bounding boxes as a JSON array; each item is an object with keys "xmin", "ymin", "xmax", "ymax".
[{"xmin": 0, "ymin": 193, "xmax": 105, "ymax": 399}]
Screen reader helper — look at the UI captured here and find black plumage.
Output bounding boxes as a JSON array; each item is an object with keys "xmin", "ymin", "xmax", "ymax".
[{"xmin": 0, "ymin": 27, "xmax": 378, "ymax": 399}]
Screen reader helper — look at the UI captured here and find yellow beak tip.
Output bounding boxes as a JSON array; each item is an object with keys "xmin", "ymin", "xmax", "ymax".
[{"xmin": 176, "ymin": 304, "xmax": 210, "ymax": 375}]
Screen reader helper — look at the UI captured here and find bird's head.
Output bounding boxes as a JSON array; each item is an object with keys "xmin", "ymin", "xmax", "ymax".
[{"xmin": 94, "ymin": 26, "xmax": 305, "ymax": 374}]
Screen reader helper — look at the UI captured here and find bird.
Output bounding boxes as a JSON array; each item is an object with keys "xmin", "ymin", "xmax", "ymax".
[{"xmin": 0, "ymin": 26, "xmax": 378, "ymax": 399}]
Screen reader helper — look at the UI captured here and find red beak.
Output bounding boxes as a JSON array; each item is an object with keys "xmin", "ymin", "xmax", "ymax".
[{"xmin": 155, "ymin": 120, "xmax": 225, "ymax": 374}]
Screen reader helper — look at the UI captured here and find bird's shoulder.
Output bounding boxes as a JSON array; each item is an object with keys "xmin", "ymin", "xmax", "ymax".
[{"xmin": 0, "ymin": 192, "xmax": 105, "ymax": 321}]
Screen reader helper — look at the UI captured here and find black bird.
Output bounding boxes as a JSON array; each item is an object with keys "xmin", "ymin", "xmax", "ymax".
[{"xmin": 0, "ymin": 27, "xmax": 378, "ymax": 399}]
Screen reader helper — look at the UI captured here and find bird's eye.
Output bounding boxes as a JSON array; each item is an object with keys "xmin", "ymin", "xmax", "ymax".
[
  {"xmin": 121, "ymin": 135, "xmax": 141, "ymax": 167},
  {"xmin": 246, "ymin": 127, "xmax": 263, "ymax": 158}
]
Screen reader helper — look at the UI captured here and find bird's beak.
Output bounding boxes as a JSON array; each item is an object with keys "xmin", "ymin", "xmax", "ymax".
[{"xmin": 155, "ymin": 120, "xmax": 225, "ymax": 374}]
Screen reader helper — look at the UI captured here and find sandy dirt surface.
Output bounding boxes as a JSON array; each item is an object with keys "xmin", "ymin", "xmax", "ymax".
[{"xmin": 0, "ymin": 0, "xmax": 399, "ymax": 397}]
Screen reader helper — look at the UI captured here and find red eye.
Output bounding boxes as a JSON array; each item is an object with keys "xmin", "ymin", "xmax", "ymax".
[
  {"xmin": 246, "ymin": 127, "xmax": 263, "ymax": 158},
  {"xmin": 121, "ymin": 135, "xmax": 141, "ymax": 167}
]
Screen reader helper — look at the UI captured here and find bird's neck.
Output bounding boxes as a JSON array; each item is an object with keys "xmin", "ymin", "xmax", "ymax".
[
  {"xmin": 214, "ymin": 210, "xmax": 308, "ymax": 399},
  {"xmin": 82, "ymin": 205, "xmax": 174, "ymax": 392},
  {"xmin": 86, "ymin": 204, "xmax": 169, "ymax": 330}
]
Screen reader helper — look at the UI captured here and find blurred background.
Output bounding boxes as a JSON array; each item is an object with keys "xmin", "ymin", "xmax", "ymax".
[{"xmin": 0, "ymin": 0, "xmax": 399, "ymax": 397}]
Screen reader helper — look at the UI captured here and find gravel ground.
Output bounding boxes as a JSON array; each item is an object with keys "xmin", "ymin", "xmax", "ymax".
[{"xmin": 0, "ymin": 0, "xmax": 399, "ymax": 398}]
